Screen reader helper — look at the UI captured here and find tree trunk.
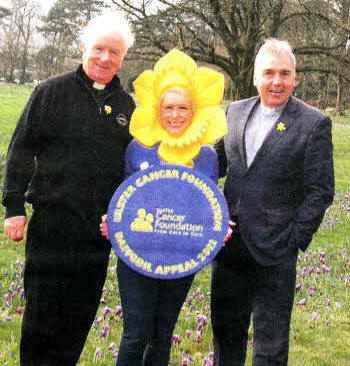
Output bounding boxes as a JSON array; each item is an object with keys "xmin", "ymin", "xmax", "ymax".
[{"xmin": 336, "ymin": 74, "xmax": 346, "ymax": 116}]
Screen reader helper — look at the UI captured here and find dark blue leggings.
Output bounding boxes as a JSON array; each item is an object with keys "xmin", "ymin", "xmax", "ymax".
[{"xmin": 116, "ymin": 259, "xmax": 194, "ymax": 366}]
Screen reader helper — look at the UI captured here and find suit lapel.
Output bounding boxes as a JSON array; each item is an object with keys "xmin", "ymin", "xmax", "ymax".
[
  {"xmin": 246, "ymin": 97, "xmax": 299, "ymax": 172},
  {"xmin": 237, "ymin": 98, "xmax": 259, "ymax": 170}
]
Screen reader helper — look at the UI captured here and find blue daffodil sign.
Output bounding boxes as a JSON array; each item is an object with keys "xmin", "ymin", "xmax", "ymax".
[{"xmin": 107, "ymin": 165, "xmax": 229, "ymax": 279}]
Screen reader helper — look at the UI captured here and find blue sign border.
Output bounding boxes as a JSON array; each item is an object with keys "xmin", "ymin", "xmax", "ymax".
[{"xmin": 107, "ymin": 165, "xmax": 228, "ymax": 279}]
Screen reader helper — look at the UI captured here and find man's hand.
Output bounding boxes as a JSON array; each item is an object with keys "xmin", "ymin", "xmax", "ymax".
[
  {"xmin": 100, "ymin": 214, "xmax": 109, "ymax": 240},
  {"xmin": 4, "ymin": 216, "xmax": 27, "ymax": 242},
  {"xmin": 224, "ymin": 220, "xmax": 236, "ymax": 245}
]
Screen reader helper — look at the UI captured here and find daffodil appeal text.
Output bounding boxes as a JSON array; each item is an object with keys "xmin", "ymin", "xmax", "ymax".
[{"xmin": 111, "ymin": 168, "xmax": 224, "ymax": 276}]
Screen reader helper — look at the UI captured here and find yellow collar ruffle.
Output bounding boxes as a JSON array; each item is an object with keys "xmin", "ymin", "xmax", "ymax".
[{"xmin": 130, "ymin": 49, "xmax": 227, "ymax": 165}]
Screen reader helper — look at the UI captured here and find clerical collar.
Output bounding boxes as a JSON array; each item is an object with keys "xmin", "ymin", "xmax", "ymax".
[
  {"xmin": 93, "ymin": 82, "xmax": 106, "ymax": 90},
  {"xmin": 261, "ymin": 103, "xmax": 286, "ymax": 116}
]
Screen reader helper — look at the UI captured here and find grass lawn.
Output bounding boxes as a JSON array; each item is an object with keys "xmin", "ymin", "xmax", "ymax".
[{"xmin": 0, "ymin": 84, "xmax": 349, "ymax": 365}]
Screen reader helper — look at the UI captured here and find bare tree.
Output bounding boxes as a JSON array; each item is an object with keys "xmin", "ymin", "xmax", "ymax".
[
  {"xmin": 112, "ymin": 0, "xmax": 350, "ymax": 104},
  {"xmin": 284, "ymin": 0, "xmax": 350, "ymax": 112},
  {"xmin": 36, "ymin": 0, "xmax": 108, "ymax": 79},
  {"xmin": 16, "ymin": 0, "xmax": 40, "ymax": 83},
  {"xmin": 113, "ymin": 0, "xmax": 291, "ymax": 99},
  {"xmin": 0, "ymin": 0, "xmax": 40, "ymax": 82}
]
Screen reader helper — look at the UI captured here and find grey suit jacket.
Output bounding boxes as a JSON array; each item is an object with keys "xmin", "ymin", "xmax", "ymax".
[{"xmin": 215, "ymin": 96, "xmax": 334, "ymax": 265}]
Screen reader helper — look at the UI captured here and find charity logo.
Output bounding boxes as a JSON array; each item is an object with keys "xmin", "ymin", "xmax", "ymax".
[{"xmin": 130, "ymin": 208, "xmax": 154, "ymax": 232}]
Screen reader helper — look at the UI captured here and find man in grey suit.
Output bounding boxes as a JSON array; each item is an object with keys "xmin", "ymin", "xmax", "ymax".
[{"xmin": 211, "ymin": 39, "xmax": 334, "ymax": 366}]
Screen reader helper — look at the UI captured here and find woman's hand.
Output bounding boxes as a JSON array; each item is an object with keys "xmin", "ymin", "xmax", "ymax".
[
  {"xmin": 100, "ymin": 214, "xmax": 109, "ymax": 240},
  {"xmin": 223, "ymin": 220, "xmax": 236, "ymax": 245}
]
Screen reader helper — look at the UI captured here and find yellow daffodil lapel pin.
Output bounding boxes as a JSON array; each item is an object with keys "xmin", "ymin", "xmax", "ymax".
[
  {"xmin": 276, "ymin": 122, "xmax": 286, "ymax": 132},
  {"xmin": 104, "ymin": 105, "xmax": 112, "ymax": 115}
]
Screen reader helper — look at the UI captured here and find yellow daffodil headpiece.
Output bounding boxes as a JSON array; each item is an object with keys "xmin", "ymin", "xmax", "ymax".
[{"xmin": 130, "ymin": 49, "xmax": 227, "ymax": 165}]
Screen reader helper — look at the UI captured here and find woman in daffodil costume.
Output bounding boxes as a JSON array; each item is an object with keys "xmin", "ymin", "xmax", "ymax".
[{"xmin": 102, "ymin": 49, "xmax": 227, "ymax": 365}]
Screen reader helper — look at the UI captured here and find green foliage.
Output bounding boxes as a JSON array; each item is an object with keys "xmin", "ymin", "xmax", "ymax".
[
  {"xmin": 330, "ymin": 110, "xmax": 350, "ymax": 126},
  {"xmin": 0, "ymin": 84, "xmax": 349, "ymax": 365}
]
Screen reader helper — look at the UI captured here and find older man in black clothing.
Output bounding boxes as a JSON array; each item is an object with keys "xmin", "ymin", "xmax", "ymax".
[{"xmin": 2, "ymin": 13, "xmax": 135, "ymax": 365}]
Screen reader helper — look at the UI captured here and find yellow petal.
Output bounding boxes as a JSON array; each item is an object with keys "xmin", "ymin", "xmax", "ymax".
[
  {"xmin": 158, "ymin": 141, "xmax": 200, "ymax": 166},
  {"xmin": 129, "ymin": 108, "xmax": 158, "ymax": 146},
  {"xmin": 198, "ymin": 107, "xmax": 227, "ymax": 144},
  {"xmin": 133, "ymin": 70, "xmax": 155, "ymax": 108},
  {"xmin": 153, "ymin": 49, "xmax": 196, "ymax": 97},
  {"xmin": 194, "ymin": 68, "xmax": 224, "ymax": 108},
  {"xmin": 154, "ymin": 49, "xmax": 197, "ymax": 78},
  {"xmin": 155, "ymin": 70, "xmax": 191, "ymax": 98}
]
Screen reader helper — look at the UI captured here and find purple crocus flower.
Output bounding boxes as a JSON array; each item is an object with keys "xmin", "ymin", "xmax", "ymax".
[
  {"xmin": 322, "ymin": 265, "xmax": 330, "ymax": 273},
  {"xmin": 197, "ymin": 314, "xmax": 208, "ymax": 326},
  {"xmin": 103, "ymin": 306, "xmax": 112, "ymax": 319},
  {"xmin": 311, "ymin": 311, "xmax": 319, "ymax": 321},
  {"xmin": 172, "ymin": 334, "xmax": 180, "ymax": 344},
  {"xmin": 186, "ymin": 330, "xmax": 193, "ymax": 338},
  {"xmin": 108, "ymin": 342, "xmax": 115, "ymax": 351},
  {"xmin": 15, "ymin": 307, "xmax": 22, "ymax": 315},
  {"xmin": 94, "ymin": 347, "xmax": 101, "ymax": 358},
  {"xmin": 5, "ymin": 317, "xmax": 12, "ymax": 322},
  {"xmin": 296, "ymin": 298, "xmax": 306, "ymax": 306},
  {"xmin": 195, "ymin": 330, "xmax": 203, "ymax": 342},
  {"xmin": 203, "ymin": 358, "xmax": 213, "ymax": 365},
  {"xmin": 295, "ymin": 283, "xmax": 302, "ymax": 291},
  {"xmin": 3, "ymin": 294, "xmax": 9, "ymax": 302},
  {"xmin": 95, "ymin": 316, "xmax": 102, "ymax": 325},
  {"xmin": 100, "ymin": 324, "xmax": 110, "ymax": 338},
  {"xmin": 309, "ymin": 287, "xmax": 315, "ymax": 297},
  {"xmin": 115, "ymin": 306, "xmax": 122, "ymax": 317},
  {"xmin": 181, "ymin": 359, "xmax": 188, "ymax": 366}
]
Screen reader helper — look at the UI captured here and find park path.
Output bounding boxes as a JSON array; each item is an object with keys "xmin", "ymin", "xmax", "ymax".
[{"xmin": 333, "ymin": 122, "xmax": 350, "ymax": 128}]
